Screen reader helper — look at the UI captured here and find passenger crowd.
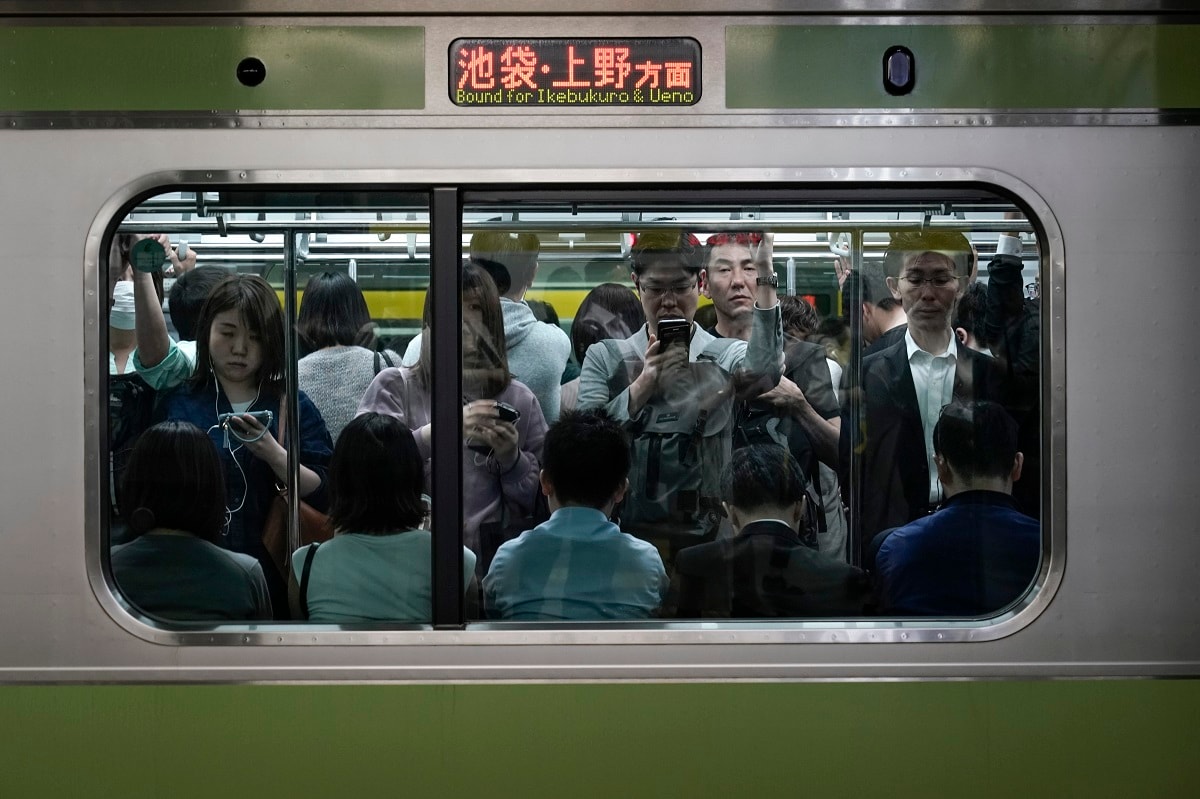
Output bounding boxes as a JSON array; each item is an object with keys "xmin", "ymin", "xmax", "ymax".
[{"xmin": 105, "ymin": 223, "xmax": 1041, "ymax": 623}]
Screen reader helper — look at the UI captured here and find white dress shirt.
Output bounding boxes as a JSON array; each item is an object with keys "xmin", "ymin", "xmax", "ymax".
[{"xmin": 905, "ymin": 330, "xmax": 958, "ymax": 504}]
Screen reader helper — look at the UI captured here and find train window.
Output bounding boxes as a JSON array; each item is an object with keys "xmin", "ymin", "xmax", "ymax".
[
  {"xmin": 101, "ymin": 184, "xmax": 1044, "ymax": 632},
  {"xmin": 462, "ymin": 195, "xmax": 1042, "ymax": 624},
  {"xmin": 105, "ymin": 189, "xmax": 434, "ymax": 624}
]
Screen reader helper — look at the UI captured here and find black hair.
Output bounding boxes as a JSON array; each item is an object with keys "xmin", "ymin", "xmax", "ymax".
[
  {"xmin": 543, "ymin": 410, "xmax": 630, "ymax": 508},
  {"xmin": 629, "ymin": 229, "xmax": 702, "ymax": 276},
  {"xmin": 721, "ymin": 444, "xmax": 807, "ymax": 511},
  {"xmin": 952, "ymin": 282, "xmax": 988, "ymax": 346},
  {"xmin": 168, "ymin": 266, "xmax": 229, "ymax": 341},
  {"xmin": 779, "ymin": 295, "xmax": 821, "ymax": 337},
  {"xmin": 858, "ymin": 260, "xmax": 899, "ymax": 311},
  {"xmin": 527, "ymin": 298, "xmax": 561, "ymax": 327},
  {"xmin": 471, "ymin": 257, "xmax": 512, "ymax": 296},
  {"xmin": 933, "ymin": 401, "xmax": 1019, "ymax": 481},
  {"xmin": 296, "ymin": 270, "xmax": 377, "ymax": 356},
  {"xmin": 189, "ymin": 274, "xmax": 286, "ymax": 395},
  {"xmin": 120, "ymin": 420, "xmax": 226, "ymax": 542},
  {"xmin": 328, "ymin": 413, "xmax": 426, "ymax": 534},
  {"xmin": 571, "ymin": 283, "xmax": 646, "ymax": 364}
]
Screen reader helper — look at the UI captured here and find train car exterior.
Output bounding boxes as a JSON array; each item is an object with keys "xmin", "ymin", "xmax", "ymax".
[{"xmin": 1, "ymin": 3, "xmax": 1198, "ymax": 797}]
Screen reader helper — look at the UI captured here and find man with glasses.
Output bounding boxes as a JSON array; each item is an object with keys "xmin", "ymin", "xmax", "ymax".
[
  {"xmin": 847, "ymin": 230, "xmax": 1009, "ymax": 563},
  {"xmin": 577, "ymin": 229, "xmax": 782, "ymax": 556}
]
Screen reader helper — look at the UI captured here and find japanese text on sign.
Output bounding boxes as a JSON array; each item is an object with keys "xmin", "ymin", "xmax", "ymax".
[{"xmin": 450, "ymin": 38, "xmax": 702, "ymax": 107}]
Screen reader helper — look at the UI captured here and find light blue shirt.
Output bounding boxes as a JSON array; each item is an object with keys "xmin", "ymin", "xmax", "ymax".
[
  {"xmin": 484, "ymin": 506, "xmax": 668, "ymax": 621},
  {"xmin": 293, "ymin": 531, "xmax": 476, "ymax": 623}
]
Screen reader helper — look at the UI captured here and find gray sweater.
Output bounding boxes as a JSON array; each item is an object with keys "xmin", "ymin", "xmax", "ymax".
[{"xmin": 298, "ymin": 346, "xmax": 399, "ymax": 443}]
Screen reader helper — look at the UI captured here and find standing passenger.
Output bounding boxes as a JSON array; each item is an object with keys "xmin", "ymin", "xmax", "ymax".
[
  {"xmin": 359, "ymin": 261, "xmax": 547, "ymax": 569},
  {"xmin": 403, "ymin": 231, "xmax": 572, "ymax": 423},
  {"xmin": 844, "ymin": 231, "xmax": 1009, "ymax": 561},
  {"xmin": 155, "ymin": 275, "xmax": 333, "ymax": 613},
  {"xmin": 559, "ymin": 283, "xmax": 645, "ymax": 414},
  {"xmin": 577, "ymin": 229, "xmax": 782, "ymax": 554},
  {"xmin": 296, "ymin": 271, "xmax": 401, "ymax": 443}
]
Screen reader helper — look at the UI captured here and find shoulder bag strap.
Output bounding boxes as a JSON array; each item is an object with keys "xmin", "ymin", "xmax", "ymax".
[
  {"xmin": 299, "ymin": 540, "xmax": 321, "ymax": 619},
  {"xmin": 374, "ymin": 349, "xmax": 395, "ymax": 375}
]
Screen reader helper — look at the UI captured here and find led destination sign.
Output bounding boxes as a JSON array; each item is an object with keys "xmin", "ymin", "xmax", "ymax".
[{"xmin": 451, "ymin": 38, "xmax": 701, "ymax": 107}]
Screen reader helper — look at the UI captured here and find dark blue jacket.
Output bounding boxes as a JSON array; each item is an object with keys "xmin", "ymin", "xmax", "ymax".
[
  {"xmin": 158, "ymin": 382, "xmax": 333, "ymax": 555},
  {"xmin": 873, "ymin": 490, "xmax": 1040, "ymax": 616}
]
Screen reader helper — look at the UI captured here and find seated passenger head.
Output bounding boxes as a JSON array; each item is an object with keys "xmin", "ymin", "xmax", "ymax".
[
  {"xmin": 330, "ymin": 413, "xmax": 426, "ymax": 534},
  {"xmin": 470, "ymin": 230, "xmax": 541, "ymax": 297},
  {"xmin": 120, "ymin": 420, "xmax": 227, "ymax": 542},
  {"xmin": 540, "ymin": 410, "xmax": 630, "ymax": 512},
  {"xmin": 884, "ymin": 230, "xmax": 971, "ymax": 333},
  {"xmin": 296, "ymin": 270, "xmax": 376, "ymax": 356},
  {"xmin": 572, "ymin": 283, "xmax": 647, "ymax": 362},
  {"xmin": 169, "ymin": 266, "xmax": 230, "ymax": 342},
  {"xmin": 629, "ymin": 229, "xmax": 703, "ymax": 334},
  {"xmin": 720, "ymin": 444, "xmax": 809, "ymax": 534},
  {"xmin": 191, "ymin": 274, "xmax": 286, "ymax": 393},
  {"xmin": 933, "ymin": 401, "xmax": 1024, "ymax": 493}
]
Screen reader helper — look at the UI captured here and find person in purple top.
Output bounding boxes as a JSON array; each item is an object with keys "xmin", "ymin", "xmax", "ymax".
[
  {"xmin": 872, "ymin": 400, "xmax": 1040, "ymax": 616},
  {"xmin": 358, "ymin": 261, "xmax": 547, "ymax": 571}
]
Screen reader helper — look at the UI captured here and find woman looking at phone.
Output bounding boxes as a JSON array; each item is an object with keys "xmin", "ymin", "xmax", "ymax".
[
  {"xmin": 358, "ymin": 261, "xmax": 547, "ymax": 565},
  {"xmin": 155, "ymin": 275, "xmax": 333, "ymax": 610}
]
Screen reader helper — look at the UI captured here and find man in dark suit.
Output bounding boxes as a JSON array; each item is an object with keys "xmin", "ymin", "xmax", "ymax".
[
  {"xmin": 844, "ymin": 231, "xmax": 1010, "ymax": 564},
  {"xmin": 675, "ymin": 444, "xmax": 870, "ymax": 618}
]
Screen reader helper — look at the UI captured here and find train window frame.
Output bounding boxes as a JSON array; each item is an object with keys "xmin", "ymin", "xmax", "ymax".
[{"xmin": 85, "ymin": 167, "xmax": 1063, "ymax": 647}]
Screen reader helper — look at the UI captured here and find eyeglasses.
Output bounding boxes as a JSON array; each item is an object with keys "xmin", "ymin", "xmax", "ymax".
[
  {"xmin": 638, "ymin": 280, "xmax": 697, "ymax": 299},
  {"xmin": 705, "ymin": 232, "xmax": 764, "ymax": 247},
  {"xmin": 899, "ymin": 272, "xmax": 960, "ymax": 289}
]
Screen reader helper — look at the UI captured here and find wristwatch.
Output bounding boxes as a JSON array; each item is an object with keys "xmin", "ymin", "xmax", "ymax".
[{"xmin": 756, "ymin": 273, "xmax": 778, "ymax": 287}]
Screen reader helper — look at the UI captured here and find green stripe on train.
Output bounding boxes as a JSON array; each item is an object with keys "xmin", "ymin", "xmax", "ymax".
[
  {"xmin": 726, "ymin": 24, "xmax": 1200, "ymax": 110},
  {"xmin": 0, "ymin": 680, "xmax": 1195, "ymax": 797},
  {"xmin": 0, "ymin": 26, "xmax": 424, "ymax": 111}
]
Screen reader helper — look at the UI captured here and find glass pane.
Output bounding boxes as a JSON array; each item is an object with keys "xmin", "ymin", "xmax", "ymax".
[
  {"xmin": 462, "ymin": 196, "xmax": 1042, "ymax": 622},
  {"xmin": 106, "ymin": 190, "xmax": 437, "ymax": 625}
]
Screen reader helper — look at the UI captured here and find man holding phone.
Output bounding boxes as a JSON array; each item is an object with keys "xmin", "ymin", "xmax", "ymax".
[{"xmin": 577, "ymin": 229, "xmax": 782, "ymax": 556}]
